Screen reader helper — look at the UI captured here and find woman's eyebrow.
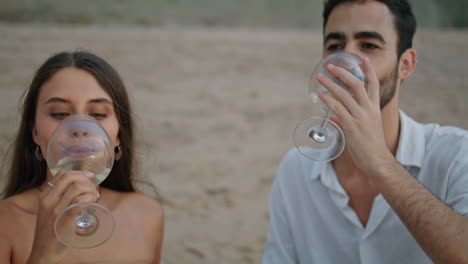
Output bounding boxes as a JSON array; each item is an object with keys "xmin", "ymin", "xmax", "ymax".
[
  {"xmin": 44, "ymin": 97, "xmax": 69, "ymax": 104},
  {"xmin": 44, "ymin": 97, "xmax": 113, "ymax": 104},
  {"xmin": 88, "ymin": 98, "xmax": 113, "ymax": 104}
]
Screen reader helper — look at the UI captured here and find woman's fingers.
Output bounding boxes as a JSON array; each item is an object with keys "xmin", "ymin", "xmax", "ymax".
[
  {"xmin": 39, "ymin": 170, "xmax": 98, "ymax": 215},
  {"xmin": 72, "ymin": 192, "xmax": 100, "ymax": 204},
  {"xmin": 39, "ymin": 169, "xmax": 65, "ymax": 199},
  {"xmin": 54, "ymin": 181, "xmax": 99, "ymax": 216}
]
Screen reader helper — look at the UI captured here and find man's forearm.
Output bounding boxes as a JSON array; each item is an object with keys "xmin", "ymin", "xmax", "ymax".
[{"xmin": 372, "ymin": 158, "xmax": 468, "ymax": 263}]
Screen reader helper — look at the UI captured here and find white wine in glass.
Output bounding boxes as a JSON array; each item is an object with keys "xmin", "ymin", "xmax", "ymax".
[
  {"xmin": 293, "ymin": 52, "xmax": 365, "ymax": 161},
  {"xmin": 47, "ymin": 114, "xmax": 115, "ymax": 248}
]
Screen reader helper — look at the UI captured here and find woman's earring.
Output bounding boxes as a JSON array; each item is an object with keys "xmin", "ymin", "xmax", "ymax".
[
  {"xmin": 35, "ymin": 145, "xmax": 43, "ymax": 161},
  {"xmin": 114, "ymin": 146, "xmax": 122, "ymax": 160}
]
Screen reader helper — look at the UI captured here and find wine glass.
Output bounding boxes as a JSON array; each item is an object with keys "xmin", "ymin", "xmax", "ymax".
[
  {"xmin": 46, "ymin": 114, "xmax": 115, "ymax": 248},
  {"xmin": 293, "ymin": 52, "xmax": 365, "ymax": 161}
]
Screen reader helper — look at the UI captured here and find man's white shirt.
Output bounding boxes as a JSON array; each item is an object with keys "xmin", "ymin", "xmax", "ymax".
[{"xmin": 263, "ymin": 111, "xmax": 468, "ymax": 264}]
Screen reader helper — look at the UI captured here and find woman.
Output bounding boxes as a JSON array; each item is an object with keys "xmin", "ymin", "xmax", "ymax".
[{"xmin": 0, "ymin": 51, "xmax": 164, "ymax": 264}]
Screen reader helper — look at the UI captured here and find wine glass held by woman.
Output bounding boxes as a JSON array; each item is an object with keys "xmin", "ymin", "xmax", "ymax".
[{"xmin": 0, "ymin": 51, "xmax": 164, "ymax": 264}]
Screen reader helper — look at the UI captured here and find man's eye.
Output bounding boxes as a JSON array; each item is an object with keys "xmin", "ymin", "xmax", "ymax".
[
  {"xmin": 50, "ymin": 113, "xmax": 70, "ymax": 119},
  {"xmin": 327, "ymin": 44, "xmax": 344, "ymax": 51},
  {"xmin": 362, "ymin": 43, "xmax": 379, "ymax": 50},
  {"xmin": 89, "ymin": 113, "xmax": 107, "ymax": 119}
]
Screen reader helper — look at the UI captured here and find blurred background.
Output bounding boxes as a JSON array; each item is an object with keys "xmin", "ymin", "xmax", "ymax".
[
  {"xmin": 0, "ymin": 1, "xmax": 467, "ymax": 264},
  {"xmin": 1, "ymin": 0, "xmax": 468, "ymax": 28}
]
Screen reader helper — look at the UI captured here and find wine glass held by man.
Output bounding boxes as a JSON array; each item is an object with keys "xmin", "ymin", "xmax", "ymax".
[
  {"xmin": 293, "ymin": 52, "xmax": 365, "ymax": 162},
  {"xmin": 0, "ymin": 51, "xmax": 164, "ymax": 264}
]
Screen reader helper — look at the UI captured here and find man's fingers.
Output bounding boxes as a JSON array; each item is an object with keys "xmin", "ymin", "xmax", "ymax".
[
  {"xmin": 317, "ymin": 90, "xmax": 353, "ymax": 127},
  {"xmin": 316, "ymin": 72, "xmax": 361, "ymax": 116},
  {"xmin": 326, "ymin": 64, "xmax": 368, "ymax": 106},
  {"xmin": 363, "ymin": 57, "xmax": 380, "ymax": 105}
]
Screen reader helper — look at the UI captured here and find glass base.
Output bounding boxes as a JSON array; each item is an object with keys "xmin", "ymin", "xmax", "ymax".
[
  {"xmin": 55, "ymin": 202, "xmax": 115, "ymax": 249},
  {"xmin": 293, "ymin": 116, "xmax": 345, "ymax": 161}
]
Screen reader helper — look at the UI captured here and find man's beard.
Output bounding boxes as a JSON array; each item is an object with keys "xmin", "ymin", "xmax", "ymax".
[{"xmin": 379, "ymin": 64, "xmax": 398, "ymax": 110}]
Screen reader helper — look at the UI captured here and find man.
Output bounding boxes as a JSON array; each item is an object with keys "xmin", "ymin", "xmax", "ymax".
[{"xmin": 263, "ymin": 0, "xmax": 468, "ymax": 263}]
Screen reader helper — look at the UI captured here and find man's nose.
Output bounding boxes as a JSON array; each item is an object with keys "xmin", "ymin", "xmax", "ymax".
[{"xmin": 343, "ymin": 45, "xmax": 363, "ymax": 59}]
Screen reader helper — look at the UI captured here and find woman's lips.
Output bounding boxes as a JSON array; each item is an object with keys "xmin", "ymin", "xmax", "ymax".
[{"xmin": 63, "ymin": 145, "xmax": 94, "ymax": 157}]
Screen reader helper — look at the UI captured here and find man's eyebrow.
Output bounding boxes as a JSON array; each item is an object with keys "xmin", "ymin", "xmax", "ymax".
[
  {"xmin": 324, "ymin": 32, "xmax": 346, "ymax": 44},
  {"xmin": 354, "ymin": 31, "xmax": 386, "ymax": 44},
  {"xmin": 44, "ymin": 97, "xmax": 69, "ymax": 104}
]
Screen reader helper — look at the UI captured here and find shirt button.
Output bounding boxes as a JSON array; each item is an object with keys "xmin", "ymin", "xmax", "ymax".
[{"xmin": 339, "ymin": 194, "xmax": 346, "ymax": 199}]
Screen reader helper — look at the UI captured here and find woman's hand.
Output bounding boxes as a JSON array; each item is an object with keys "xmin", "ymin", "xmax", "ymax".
[
  {"xmin": 317, "ymin": 56, "xmax": 393, "ymax": 175},
  {"xmin": 27, "ymin": 170, "xmax": 99, "ymax": 264}
]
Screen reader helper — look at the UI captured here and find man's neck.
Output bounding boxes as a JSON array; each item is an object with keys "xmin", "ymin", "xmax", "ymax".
[{"xmin": 381, "ymin": 98, "xmax": 401, "ymax": 156}]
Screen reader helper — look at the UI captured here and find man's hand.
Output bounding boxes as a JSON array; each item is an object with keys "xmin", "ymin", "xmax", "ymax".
[{"xmin": 317, "ymin": 56, "xmax": 393, "ymax": 175}]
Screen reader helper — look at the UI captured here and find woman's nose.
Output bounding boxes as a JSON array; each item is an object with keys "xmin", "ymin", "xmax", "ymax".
[{"xmin": 71, "ymin": 129, "xmax": 89, "ymax": 138}]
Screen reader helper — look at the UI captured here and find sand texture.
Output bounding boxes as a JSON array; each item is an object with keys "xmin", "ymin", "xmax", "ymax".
[{"xmin": 0, "ymin": 24, "xmax": 467, "ymax": 264}]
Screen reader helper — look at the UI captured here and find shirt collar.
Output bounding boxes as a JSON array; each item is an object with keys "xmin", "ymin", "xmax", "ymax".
[{"xmin": 395, "ymin": 110, "xmax": 426, "ymax": 168}]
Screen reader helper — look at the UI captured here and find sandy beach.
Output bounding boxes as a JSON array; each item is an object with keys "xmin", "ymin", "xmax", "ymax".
[{"xmin": 0, "ymin": 23, "xmax": 467, "ymax": 264}]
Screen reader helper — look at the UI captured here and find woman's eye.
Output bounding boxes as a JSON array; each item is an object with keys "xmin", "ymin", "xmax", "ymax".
[
  {"xmin": 50, "ymin": 112, "xmax": 70, "ymax": 119},
  {"xmin": 89, "ymin": 113, "xmax": 107, "ymax": 119}
]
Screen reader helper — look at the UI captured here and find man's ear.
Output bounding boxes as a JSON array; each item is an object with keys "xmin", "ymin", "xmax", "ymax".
[{"xmin": 398, "ymin": 48, "xmax": 417, "ymax": 80}]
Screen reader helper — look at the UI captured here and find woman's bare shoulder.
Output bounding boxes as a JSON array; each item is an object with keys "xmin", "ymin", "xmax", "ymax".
[
  {"xmin": 128, "ymin": 192, "xmax": 163, "ymax": 221},
  {"xmin": 0, "ymin": 191, "xmax": 36, "ymax": 237},
  {"xmin": 0, "ymin": 198, "xmax": 14, "ymax": 261},
  {"xmin": 105, "ymin": 189, "xmax": 164, "ymax": 220},
  {"xmin": 0, "ymin": 199, "xmax": 15, "ymax": 248},
  {"xmin": 0, "ymin": 190, "xmax": 37, "ymax": 217},
  {"xmin": 108, "ymin": 189, "xmax": 164, "ymax": 244},
  {"xmin": 0, "ymin": 198, "xmax": 16, "ymax": 225}
]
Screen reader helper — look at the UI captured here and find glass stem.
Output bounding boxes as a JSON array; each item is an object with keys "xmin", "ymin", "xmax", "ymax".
[
  {"xmin": 319, "ymin": 109, "xmax": 331, "ymax": 131},
  {"xmin": 310, "ymin": 109, "xmax": 331, "ymax": 144},
  {"xmin": 77, "ymin": 208, "xmax": 94, "ymax": 228}
]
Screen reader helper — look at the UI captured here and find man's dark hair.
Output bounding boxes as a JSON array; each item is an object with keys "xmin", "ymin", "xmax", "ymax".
[{"xmin": 323, "ymin": 0, "xmax": 417, "ymax": 58}]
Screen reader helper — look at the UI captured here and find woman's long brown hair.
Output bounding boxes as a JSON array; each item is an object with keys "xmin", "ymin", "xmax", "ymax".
[{"xmin": 2, "ymin": 51, "xmax": 136, "ymax": 198}]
